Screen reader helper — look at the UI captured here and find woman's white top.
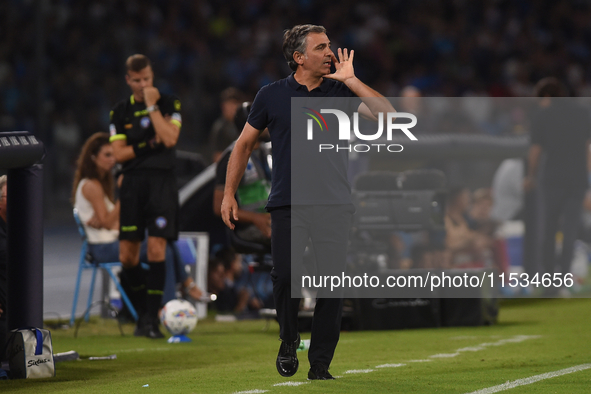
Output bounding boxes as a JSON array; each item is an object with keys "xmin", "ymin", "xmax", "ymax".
[{"xmin": 74, "ymin": 178, "xmax": 119, "ymax": 244}]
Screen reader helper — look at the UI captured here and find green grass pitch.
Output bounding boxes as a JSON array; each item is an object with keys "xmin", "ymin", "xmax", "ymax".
[{"xmin": 2, "ymin": 298, "xmax": 591, "ymax": 393}]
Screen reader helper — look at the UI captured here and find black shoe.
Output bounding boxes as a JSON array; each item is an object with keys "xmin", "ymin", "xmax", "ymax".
[
  {"xmin": 276, "ymin": 335, "xmax": 300, "ymax": 377},
  {"xmin": 308, "ymin": 363, "xmax": 334, "ymax": 380},
  {"xmin": 133, "ymin": 314, "xmax": 147, "ymax": 337},
  {"xmin": 134, "ymin": 315, "xmax": 164, "ymax": 339}
]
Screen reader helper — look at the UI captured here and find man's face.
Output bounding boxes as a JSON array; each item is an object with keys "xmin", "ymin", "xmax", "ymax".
[
  {"xmin": 222, "ymin": 99, "xmax": 240, "ymax": 121},
  {"xmin": 0, "ymin": 184, "xmax": 6, "ymax": 222},
  {"xmin": 401, "ymin": 87, "xmax": 422, "ymax": 113},
  {"xmin": 208, "ymin": 263, "xmax": 225, "ymax": 293},
  {"xmin": 125, "ymin": 66, "xmax": 154, "ymax": 102},
  {"xmin": 300, "ymin": 32, "xmax": 333, "ymax": 76}
]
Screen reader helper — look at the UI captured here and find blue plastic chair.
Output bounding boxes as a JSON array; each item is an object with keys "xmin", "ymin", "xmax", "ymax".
[{"xmin": 70, "ymin": 208, "xmax": 140, "ymax": 326}]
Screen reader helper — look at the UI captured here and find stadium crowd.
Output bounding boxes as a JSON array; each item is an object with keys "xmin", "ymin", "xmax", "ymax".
[
  {"xmin": 3, "ymin": 0, "xmax": 591, "ymax": 146},
  {"xmin": 2, "ymin": 0, "xmax": 589, "ymax": 280}
]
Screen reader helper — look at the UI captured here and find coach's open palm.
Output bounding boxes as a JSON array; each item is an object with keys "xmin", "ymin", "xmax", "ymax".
[{"xmin": 326, "ymin": 48, "xmax": 355, "ymax": 82}]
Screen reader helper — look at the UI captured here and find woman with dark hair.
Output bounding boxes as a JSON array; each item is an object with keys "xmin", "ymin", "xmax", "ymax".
[
  {"xmin": 72, "ymin": 132, "xmax": 204, "ymax": 317},
  {"xmin": 72, "ymin": 132, "xmax": 119, "ymax": 248}
]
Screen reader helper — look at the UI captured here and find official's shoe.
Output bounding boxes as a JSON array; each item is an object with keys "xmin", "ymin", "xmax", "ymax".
[
  {"xmin": 308, "ymin": 363, "xmax": 334, "ymax": 380},
  {"xmin": 133, "ymin": 314, "xmax": 147, "ymax": 337},
  {"xmin": 145, "ymin": 319, "xmax": 165, "ymax": 339},
  {"xmin": 134, "ymin": 315, "xmax": 164, "ymax": 339},
  {"xmin": 276, "ymin": 335, "xmax": 300, "ymax": 377}
]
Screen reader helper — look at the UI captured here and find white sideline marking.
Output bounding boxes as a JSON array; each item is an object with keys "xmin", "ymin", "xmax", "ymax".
[
  {"xmin": 457, "ymin": 346, "xmax": 486, "ymax": 352},
  {"xmin": 430, "ymin": 335, "xmax": 541, "ymax": 359},
  {"xmin": 344, "ymin": 369, "xmax": 375, "ymax": 374},
  {"xmin": 234, "ymin": 390, "xmax": 269, "ymax": 394},
  {"xmin": 375, "ymin": 363, "xmax": 406, "ymax": 368},
  {"xmin": 430, "ymin": 353, "xmax": 460, "ymax": 358},
  {"xmin": 273, "ymin": 382, "xmax": 309, "ymax": 387},
  {"xmin": 232, "ymin": 335, "xmax": 541, "ymax": 394},
  {"xmin": 466, "ymin": 364, "xmax": 591, "ymax": 394},
  {"xmin": 115, "ymin": 347, "xmax": 172, "ymax": 353}
]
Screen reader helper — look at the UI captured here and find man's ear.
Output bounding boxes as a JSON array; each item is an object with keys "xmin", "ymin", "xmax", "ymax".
[{"xmin": 294, "ymin": 51, "xmax": 304, "ymax": 67}]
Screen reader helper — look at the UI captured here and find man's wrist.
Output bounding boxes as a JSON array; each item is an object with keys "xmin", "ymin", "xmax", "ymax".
[
  {"xmin": 223, "ymin": 193, "xmax": 236, "ymax": 201},
  {"xmin": 146, "ymin": 104, "xmax": 159, "ymax": 113},
  {"xmin": 343, "ymin": 76, "xmax": 359, "ymax": 88}
]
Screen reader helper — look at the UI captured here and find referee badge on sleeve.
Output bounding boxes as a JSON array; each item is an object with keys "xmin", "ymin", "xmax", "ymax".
[
  {"xmin": 155, "ymin": 216, "xmax": 167, "ymax": 229},
  {"xmin": 141, "ymin": 116, "xmax": 151, "ymax": 129}
]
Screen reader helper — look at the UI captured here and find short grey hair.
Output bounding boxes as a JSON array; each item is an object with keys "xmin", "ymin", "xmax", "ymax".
[
  {"xmin": 282, "ymin": 24, "xmax": 327, "ymax": 71},
  {"xmin": 0, "ymin": 175, "xmax": 6, "ymax": 191}
]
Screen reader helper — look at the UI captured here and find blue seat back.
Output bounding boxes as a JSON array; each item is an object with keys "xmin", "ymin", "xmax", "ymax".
[{"xmin": 73, "ymin": 208, "xmax": 88, "ymax": 240}]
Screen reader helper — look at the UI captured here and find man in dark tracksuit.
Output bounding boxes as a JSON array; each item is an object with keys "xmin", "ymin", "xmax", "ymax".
[
  {"xmin": 525, "ymin": 77, "xmax": 591, "ymax": 290},
  {"xmin": 220, "ymin": 25, "xmax": 393, "ymax": 379}
]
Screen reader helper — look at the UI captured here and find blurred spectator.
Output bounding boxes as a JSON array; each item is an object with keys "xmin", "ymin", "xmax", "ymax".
[
  {"xmin": 209, "ymin": 87, "xmax": 244, "ymax": 163},
  {"xmin": 6, "ymin": 1, "xmax": 591, "ymax": 144},
  {"xmin": 582, "ymin": 191, "xmax": 591, "ymax": 243},
  {"xmin": 0, "ymin": 175, "xmax": 7, "ymax": 354},
  {"xmin": 399, "ymin": 85, "xmax": 425, "ymax": 120},
  {"xmin": 52, "ymin": 110, "xmax": 82, "ymax": 199},
  {"xmin": 491, "ymin": 158, "xmax": 525, "ymax": 222},
  {"xmin": 388, "ymin": 231, "xmax": 418, "ymax": 270},
  {"xmin": 207, "ymin": 257, "xmax": 226, "ymax": 299},
  {"xmin": 410, "ymin": 244, "xmax": 433, "ymax": 270},
  {"xmin": 213, "ymin": 132, "xmax": 272, "ymax": 246},
  {"xmin": 469, "ymin": 187, "xmax": 497, "ymax": 237},
  {"xmin": 217, "ymin": 248, "xmax": 243, "ymax": 287},
  {"xmin": 444, "ymin": 186, "xmax": 493, "ymax": 268},
  {"xmin": 5, "ymin": 0, "xmax": 591, "ymax": 208},
  {"xmin": 208, "ymin": 248, "xmax": 263, "ymax": 315}
]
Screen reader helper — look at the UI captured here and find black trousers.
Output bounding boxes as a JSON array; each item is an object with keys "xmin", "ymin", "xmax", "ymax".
[
  {"xmin": 522, "ymin": 189, "xmax": 543, "ymax": 277},
  {"xmin": 541, "ymin": 186, "xmax": 585, "ymax": 275},
  {"xmin": 269, "ymin": 204, "xmax": 354, "ymax": 368}
]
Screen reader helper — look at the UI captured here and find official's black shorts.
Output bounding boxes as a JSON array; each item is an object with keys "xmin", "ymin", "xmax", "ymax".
[{"xmin": 119, "ymin": 170, "xmax": 179, "ymax": 241}]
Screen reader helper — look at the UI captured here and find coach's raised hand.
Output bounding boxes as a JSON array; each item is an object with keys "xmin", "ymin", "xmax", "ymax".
[
  {"xmin": 325, "ymin": 48, "xmax": 355, "ymax": 83},
  {"xmin": 327, "ymin": 47, "xmax": 393, "ymax": 120}
]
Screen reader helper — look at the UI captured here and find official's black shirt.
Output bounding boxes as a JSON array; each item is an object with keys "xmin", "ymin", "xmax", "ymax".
[{"xmin": 109, "ymin": 93, "xmax": 182, "ymax": 172}]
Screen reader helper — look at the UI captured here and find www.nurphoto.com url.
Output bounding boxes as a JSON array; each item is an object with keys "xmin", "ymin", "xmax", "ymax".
[{"xmin": 302, "ymin": 272, "xmax": 575, "ymax": 292}]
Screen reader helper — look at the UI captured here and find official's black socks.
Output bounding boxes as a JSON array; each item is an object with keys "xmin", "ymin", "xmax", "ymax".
[
  {"xmin": 122, "ymin": 263, "xmax": 146, "ymax": 316},
  {"xmin": 146, "ymin": 261, "xmax": 166, "ymax": 321}
]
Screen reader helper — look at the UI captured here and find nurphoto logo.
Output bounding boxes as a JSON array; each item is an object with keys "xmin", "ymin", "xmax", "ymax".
[{"xmin": 304, "ymin": 108, "xmax": 418, "ymax": 153}]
